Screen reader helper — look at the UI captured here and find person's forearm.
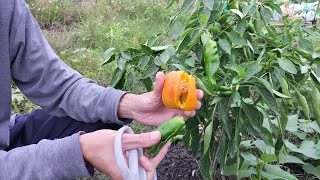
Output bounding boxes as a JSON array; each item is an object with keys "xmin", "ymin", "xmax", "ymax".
[
  {"xmin": 10, "ymin": 0, "xmax": 130, "ymax": 124},
  {"xmin": 0, "ymin": 133, "xmax": 90, "ymax": 179}
]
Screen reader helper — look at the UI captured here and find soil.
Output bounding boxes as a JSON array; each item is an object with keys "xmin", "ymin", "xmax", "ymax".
[
  {"xmin": 156, "ymin": 142, "xmax": 203, "ymax": 180},
  {"xmin": 86, "ymin": 142, "xmax": 236, "ymax": 180}
]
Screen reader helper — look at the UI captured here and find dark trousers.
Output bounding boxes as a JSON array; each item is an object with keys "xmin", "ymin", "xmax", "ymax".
[{"xmin": 6, "ymin": 109, "xmax": 122, "ymax": 151}]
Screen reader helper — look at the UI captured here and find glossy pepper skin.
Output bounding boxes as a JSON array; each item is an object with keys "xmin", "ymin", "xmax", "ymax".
[
  {"xmin": 162, "ymin": 71, "xmax": 197, "ymax": 111},
  {"xmin": 204, "ymin": 39, "xmax": 220, "ymax": 88},
  {"xmin": 147, "ymin": 116, "xmax": 185, "ymax": 157}
]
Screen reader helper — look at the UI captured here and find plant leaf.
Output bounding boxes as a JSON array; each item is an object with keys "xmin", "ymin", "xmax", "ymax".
[
  {"xmin": 261, "ymin": 164, "xmax": 297, "ymax": 180},
  {"xmin": 278, "ymin": 58, "xmax": 297, "ymax": 74}
]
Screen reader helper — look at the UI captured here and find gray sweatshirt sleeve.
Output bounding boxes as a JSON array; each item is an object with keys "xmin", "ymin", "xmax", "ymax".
[
  {"xmin": 0, "ymin": 133, "xmax": 91, "ymax": 179},
  {"xmin": 10, "ymin": 0, "xmax": 129, "ymax": 125}
]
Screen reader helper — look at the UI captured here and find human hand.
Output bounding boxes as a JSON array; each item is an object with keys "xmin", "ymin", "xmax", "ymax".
[
  {"xmin": 118, "ymin": 71, "xmax": 204, "ymax": 126},
  {"xmin": 79, "ymin": 129, "xmax": 170, "ymax": 180}
]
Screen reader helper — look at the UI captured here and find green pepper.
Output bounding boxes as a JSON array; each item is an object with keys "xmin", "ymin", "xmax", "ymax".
[
  {"xmin": 147, "ymin": 116, "xmax": 185, "ymax": 157},
  {"xmin": 294, "ymin": 48, "xmax": 313, "ymax": 61},
  {"xmin": 218, "ymin": 91, "xmax": 233, "ymax": 97},
  {"xmin": 204, "ymin": 39, "xmax": 220, "ymax": 89},
  {"xmin": 311, "ymin": 86, "xmax": 320, "ymax": 126},
  {"xmin": 217, "ymin": 85, "xmax": 232, "ymax": 91}
]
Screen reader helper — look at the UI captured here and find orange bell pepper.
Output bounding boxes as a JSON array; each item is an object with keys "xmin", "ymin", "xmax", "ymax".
[{"xmin": 162, "ymin": 71, "xmax": 197, "ymax": 111}]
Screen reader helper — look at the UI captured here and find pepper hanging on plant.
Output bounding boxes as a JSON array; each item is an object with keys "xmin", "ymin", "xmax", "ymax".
[{"xmin": 203, "ymin": 38, "xmax": 220, "ymax": 89}]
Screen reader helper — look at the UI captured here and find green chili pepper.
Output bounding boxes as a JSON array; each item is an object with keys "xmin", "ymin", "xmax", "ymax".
[
  {"xmin": 217, "ymin": 86, "xmax": 232, "ymax": 91},
  {"xmin": 204, "ymin": 39, "xmax": 220, "ymax": 89},
  {"xmin": 294, "ymin": 48, "xmax": 313, "ymax": 61},
  {"xmin": 147, "ymin": 116, "xmax": 185, "ymax": 157},
  {"xmin": 218, "ymin": 91, "xmax": 233, "ymax": 97},
  {"xmin": 311, "ymin": 86, "xmax": 320, "ymax": 126}
]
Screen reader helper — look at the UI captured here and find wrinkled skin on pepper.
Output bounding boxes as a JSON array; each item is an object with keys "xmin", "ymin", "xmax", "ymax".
[{"xmin": 162, "ymin": 71, "xmax": 197, "ymax": 111}]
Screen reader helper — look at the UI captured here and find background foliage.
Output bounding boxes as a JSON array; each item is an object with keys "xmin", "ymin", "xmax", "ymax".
[
  {"xmin": 12, "ymin": 0, "xmax": 320, "ymax": 179},
  {"xmin": 104, "ymin": 0, "xmax": 320, "ymax": 179}
]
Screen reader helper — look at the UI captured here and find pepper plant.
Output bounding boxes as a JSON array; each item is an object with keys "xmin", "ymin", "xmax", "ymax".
[{"xmin": 103, "ymin": 0, "xmax": 320, "ymax": 179}]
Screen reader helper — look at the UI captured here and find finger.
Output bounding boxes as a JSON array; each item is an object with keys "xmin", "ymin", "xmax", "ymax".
[
  {"xmin": 183, "ymin": 110, "xmax": 196, "ymax": 118},
  {"xmin": 196, "ymin": 101, "xmax": 202, "ymax": 110},
  {"xmin": 122, "ymin": 131, "xmax": 161, "ymax": 150},
  {"xmin": 154, "ymin": 71, "xmax": 165, "ymax": 96},
  {"xmin": 150, "ymin": 141, "xmax": 171, "ymax": 167},
  {"xmin": 196, "ymin": 89, "xmax": 204, "ymax": 100},
  {"xmin": 139, "ymin": 156, "xmax": 155, "ymax": 180}
]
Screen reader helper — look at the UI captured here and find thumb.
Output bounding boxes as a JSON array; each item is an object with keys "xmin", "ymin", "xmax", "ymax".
[
  {"xmin": 122, "ymin": 131, "xmax": 161, "ymax": 150},
  {"xmin": 153, "ymin": 71, "xmax": 165, "ymax": 97}
]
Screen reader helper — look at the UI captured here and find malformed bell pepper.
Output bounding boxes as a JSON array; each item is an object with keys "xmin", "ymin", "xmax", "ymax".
[{"xmin": 162, "ymin": 71, "xmax": 197, "ymax": 111}]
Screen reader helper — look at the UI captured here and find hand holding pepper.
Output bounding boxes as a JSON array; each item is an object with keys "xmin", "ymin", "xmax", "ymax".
[{"xmin": 118, "ymin": 71, "xmax": 203, "ymax": 127}]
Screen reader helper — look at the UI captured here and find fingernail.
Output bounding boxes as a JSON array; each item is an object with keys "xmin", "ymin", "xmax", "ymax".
[{"xmin": 150, "ymin": 131, "xmax": 161, "ymax": 142}]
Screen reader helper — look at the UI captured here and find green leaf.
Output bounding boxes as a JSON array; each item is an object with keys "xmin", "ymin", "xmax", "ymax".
[
  {"xmin": 299, "ymin": 38, "xmax": 314, "ymax": 52},
  {"xmin": 230, "ymin": 9, "xmax": 244, "ymax": 19},
  {"xmin": 278, "ymin": 58, "xmax": 297, "ymax": 74},
  {"xmin": 226, "ymin": 31, "xmax": 247, "ymax": 46},
  {"xmin": 279, "ymin": 155, "xmax": 305, "ymax": 164},
  {"xmin": 241, "ymin": 152, "xmax": 257, "ymax": 166},
  {"xmin": 260, "ymin": 6, "xmax": 273, "ymax": 24},
  {"xmin": 261, "ymin": 152, "xmax": 277, "ymax": 163},
  {"xmin": 124, "ymin": 68, "xmax": 135, "ymax": 91},
  {"xmin": 121, "ymin": 51, "xmax": 131, "ymax": 60},
  {"xmin": 139, "ymin": 56, "xmax": 151, "ymax": 69},
  {"xmin": 160, "ymin": 49, "xmax": 171, "ymax": 65},
  {"xmin": 150, "ymin": 45, "xmax": 169, "ymax": 51},
  {"xmin": 272, "ymin": 90, "xmax": 291, "ymax": 99},
  {"xmin": 102, "ymin": 47, "xmax": 116, "ymax": 65},
  {"xmin": 199, "ymin": 151, "xmax": 213, "ymax": 180},
  {"xmin": 242, "ymin": 102, "xmax": 263, "ymax": 133},
  {"xmin": 111, "ymin": 68, "xmax": 125, "ymax": 87},
  {"xmin": 285, "ymin": 140, "xmax": 320, "ymax": 159},
  {"xmin": 201, "ymin": 32, "xmax": 211, "ymax": 45},
  {"xmin": 255, "ymin": 83, "xmax": 279, "ymax": 114},
  {"xmin": 218, "ymin": 38, "xmax": 231, "ymax": 54},
  {"xmin": 154, "ymin": 56, "xmax": 163, "ymax": 66},
  {"xmin": 303, "ymin": 163, "xmax": 320, "ymax": 179},
  {"xmin": 279, "ymin": 101, "xmax": 288, "ymax": 133},
  {"xmin": 181, "ymin": 0, "xmax": 194, "ymax": 11},
  {"xmin": 310, "ymin": 121, "xmax": 320, "ymax": 134},
  {"xmin": 170, "ymin": 63, "xmax": 189, "ymax": 72},
  {"xmin": 204, "ymin": 119, "xmax": 214, "ymax": 154},
  {"xmin": 285, "ymin": 115, "xmax": 299, "ymax": 132},
  {"xmin": 216, "ymin": 133, "xmax": 228, "ymax": 170},
  {"xmin": 140, "ymin": 44, "xmax": 153, "ymax": 54},
  {"xmin": 117, "ymin": 57, "xmax": 127, "ymax": 70},
  {"xmin": 295, "ymin": 90, "xmax": 310, "ymax": 120},
  {"xmin": 203, "ymin": 0, "xmax": 214, "ymax": 10},
  {"xmin": 223, "ymin": 163, "xmax": 238, "ymax": 176},
  {"xmin": 261, "ymin": 164, "xmax": 297, "ymax": 180},
  {"xmin": 147, "ymin": 35, "xmax": 159, "ymax": 47},
  {"xmin": 236, "ymin": 18, "xmax": 247, "ymax": 36},
  {"xmin": 142, "ymin": 64, "xmax": 159, "ymax": 79},
  {"xmin": 218, "ymin": 101, "xmax": 232, "ymax": 139},
  {"xmin": 195, "ymin": 76, "xmax": 214, "ymax": 96},
  {"xmin": 244, "ymin": 61, "xmax": 262, "ymax": 81}
]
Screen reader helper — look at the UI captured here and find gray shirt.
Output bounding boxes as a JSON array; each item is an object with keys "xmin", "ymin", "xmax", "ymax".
[{"xmin": 0, "ymin": 0, "xmax": 129, "ymax": 178}]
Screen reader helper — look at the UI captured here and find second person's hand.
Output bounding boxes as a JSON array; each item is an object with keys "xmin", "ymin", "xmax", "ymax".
[{"xmin": 79, "ymin": 129, "xmax": 170, "ymax": 180}]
